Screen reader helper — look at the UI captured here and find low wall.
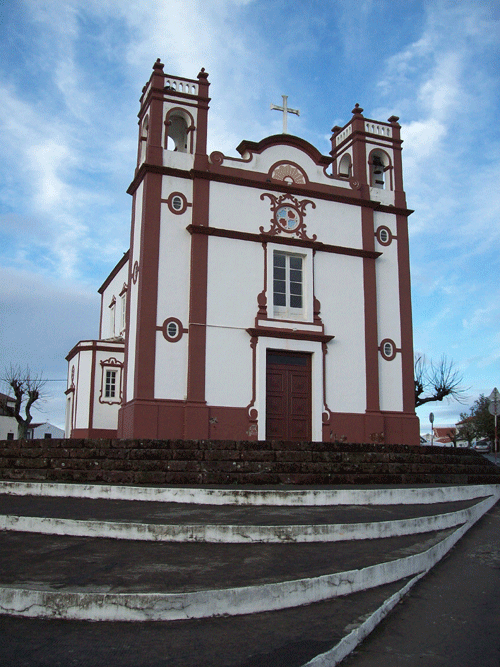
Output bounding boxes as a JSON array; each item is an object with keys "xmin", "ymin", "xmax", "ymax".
[{"xmin": 1, "ymin": 438, "xmax": 499, "ymax": 486}]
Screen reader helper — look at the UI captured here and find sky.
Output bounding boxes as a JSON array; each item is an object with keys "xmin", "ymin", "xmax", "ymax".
[{"xmin": 0, "ymin": 0, "xmax": 499, "ymax": 434}]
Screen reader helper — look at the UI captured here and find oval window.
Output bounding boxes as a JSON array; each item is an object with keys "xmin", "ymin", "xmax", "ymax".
[
  {"xmin": 376, "ymin": 226, "xmax": 392, "ymax": 246},
  {"xmin": 380, "ymin": 338, "xmax": 397, "ymax": 361},
  {"xmin": 162, "ymin": 317, "xmax": 184, "ymax": 342},
  {"xmin": 172, "ymin": 196, "xmax": 183, "ymax": 211},
  {"xmin": 167, "ymin": 321, "xmax": 179, "ymax": 338}
]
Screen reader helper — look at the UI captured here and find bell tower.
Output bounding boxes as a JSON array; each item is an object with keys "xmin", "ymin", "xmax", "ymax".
[
  {"xmin": 330, "ymin": 104, "xmax": 406, "ymax": 209},
  {"xmin": 119, "ymin": 61, "xmax": 211, "ymax": 438}
]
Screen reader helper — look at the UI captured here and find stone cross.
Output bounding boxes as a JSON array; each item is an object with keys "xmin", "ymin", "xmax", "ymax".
[{"xmin": 270, "ymin": 95, "xmax": 300, "ymax": 134}]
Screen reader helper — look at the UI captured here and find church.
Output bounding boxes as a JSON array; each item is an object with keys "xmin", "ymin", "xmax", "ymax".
[{"xmin": 65, "ymin": 59, "xmax": 419, "ymax": 445}]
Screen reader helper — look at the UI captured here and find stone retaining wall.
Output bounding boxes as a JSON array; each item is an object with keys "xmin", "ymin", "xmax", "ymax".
[{"xmin": 1, "ymin": 439, "xmax": 499, "ymax": 485}]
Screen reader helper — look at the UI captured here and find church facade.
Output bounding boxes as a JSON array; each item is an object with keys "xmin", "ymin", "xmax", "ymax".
[{"xmin": 65, "ymin": 59, "xmax": 419, "ymax": 445}]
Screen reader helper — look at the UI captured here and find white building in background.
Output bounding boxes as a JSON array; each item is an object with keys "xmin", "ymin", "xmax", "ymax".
[
  {"xmin": 0, "ymin": 393, "xmax": 18, "ymax": 440},
  {"xmin": 65, "ymin": 60, "xmax": 419, "ymax": 445},
  {"xmin": 27, "ymin": 422, "xmax": 65, "ymax": 440}
]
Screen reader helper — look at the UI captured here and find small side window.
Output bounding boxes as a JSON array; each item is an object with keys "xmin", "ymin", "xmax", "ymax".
[
  {"xmin": 162, "ymin": 317, "xmax": 184, "ymax": 342},
  {"xmin": 380, "ymin": 338, "xmax": 397, "ymax": 361},
  {"xmin": 167, "ymin": 321, "xmax": 179, "ymax": 338},
  {"xmin": 375, "ymin": 226, "xmax": 393, "ymax": 246},
  {"xmin": 105, "ymin": 370, "xmax": 117, "ymax": 398}
]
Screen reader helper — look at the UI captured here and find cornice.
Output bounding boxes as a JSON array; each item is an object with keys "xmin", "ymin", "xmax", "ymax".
[
  {"xmin": 186, "ymin": 224, "xmax": 382, "ymax": 259},
  {"xmin": 127, "ymin": 162, "xmax": 413, "ymax": 216}
]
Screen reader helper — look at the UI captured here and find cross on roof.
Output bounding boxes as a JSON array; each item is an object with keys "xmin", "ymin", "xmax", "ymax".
[{"xmin": 270, "ymin": 95, "xmax": 300, "ymax": 134}]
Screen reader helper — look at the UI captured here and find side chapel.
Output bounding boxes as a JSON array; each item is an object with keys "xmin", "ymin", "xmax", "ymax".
[{"xmin": 65, "ymin": 59, "xmax": 419, "ymax": 445}]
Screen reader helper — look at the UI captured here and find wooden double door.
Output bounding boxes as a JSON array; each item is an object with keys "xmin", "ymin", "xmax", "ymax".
[{"xmin": 266, "ymin": 350, "xmax": 312, "ymax": 442}]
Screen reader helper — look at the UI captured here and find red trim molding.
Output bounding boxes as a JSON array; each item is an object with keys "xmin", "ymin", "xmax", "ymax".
[
  {"xmin": 186, "ymin": 224, "xmax": 381, "ymax": 260},
  {"xmin": 246, "ymin": 326, "xmax": 334, "ymax": 343}
]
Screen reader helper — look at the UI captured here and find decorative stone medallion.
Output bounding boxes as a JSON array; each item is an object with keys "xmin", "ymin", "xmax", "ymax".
[{"xmin": 260, "ymin": 192, "xmax": 316, "ymax": 240}]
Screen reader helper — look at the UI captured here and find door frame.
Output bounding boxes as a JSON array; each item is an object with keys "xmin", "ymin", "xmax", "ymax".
[
  {"xmin": 266, "ymin": 349, "xmax": 312, "ymax": 441},
  {"xmin": 255, "ymin": 338, "xmax": 324, "ymax": 441}
]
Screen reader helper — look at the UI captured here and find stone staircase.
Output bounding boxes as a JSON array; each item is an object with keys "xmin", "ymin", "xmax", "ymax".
[
  {"xmin": 0, "ymin": 479, "xmax": 499, "ymax": 666},
  {"xmin": 1, "ymin": 438, "xmax": 499, "ymax": 485}
]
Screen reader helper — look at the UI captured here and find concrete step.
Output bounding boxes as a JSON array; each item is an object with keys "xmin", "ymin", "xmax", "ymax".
[
  {"xmin": 0, "ymin": 481, "xmax": 498, "ymax": 665},
  {"xmin": 0, "ymin": 577, "xmax": 416, "ymax": 667},
  {"xmin": 0, "ymin": 493, "xmax": 487, "ymax": 542}
]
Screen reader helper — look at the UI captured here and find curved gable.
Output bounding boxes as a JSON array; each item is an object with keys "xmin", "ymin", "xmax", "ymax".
[{"xmin": 236, "ymin": 134, "xmax": 331, "ymax": 168}]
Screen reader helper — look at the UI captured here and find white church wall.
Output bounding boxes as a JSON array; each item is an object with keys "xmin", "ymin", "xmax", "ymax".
[
  {"xmin": 206, "ymin": 237, "xmax": 262, "ymax": 328},
  {"xmin": 157, "ymin": 205, "xmax": 191, "ymax": 326},
  {"xmin": 162, "ymin": 150, "xmax": 194, "ymax": 171},
  {"xmin": 100, "ymin": 260, "xmax": 129, "ymax": 340},
  {"xmin": 208, "ymin": 182, "xmax": 362, "ymax": 252},
  {"xmin": 71, "ymin": 349, "xmax": 92, "ymax": 431},
  {"xmin": 374, "ymin": 211, "xmax": 404, "ymax": 412},
  {"xmin": 379, "ymin": 355, "xmax": 404, "ymax": 412},
  {"xmin": 205, "ymin": 328, "xmax": 253, "ymax": 408},
  {"xmin": 125, "ymin": 183, "xmax": 144, "ymax": 401},
  {"xmin": 315, "ymin": 252, "xmax": 367, "ymax": 414},
  {"xmin": 204, "ymin": 236, "xmax": 260, "ymax": 406},
  {"xmin": 209, "ymin": 182, "xmax": 264, "ymax": 235},
  {"xmin": 154, "ymin": 332, "xmax": 188, "ymax": 400},
  {"xmin": 374, "ymin": 215, "xmax": 402, "ymax": 341},
  {"xmin": 161, "ymin": 173, "xmax": 193, "ymax": 202},
  {"xmin": 307, "ymin": 199, "xmax": 362, "ymax": 250}
]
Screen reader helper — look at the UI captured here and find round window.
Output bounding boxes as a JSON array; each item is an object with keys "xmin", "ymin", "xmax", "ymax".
[{"xmin": 172, "ymin": 196, "xmax": 183, "ymax": 211}]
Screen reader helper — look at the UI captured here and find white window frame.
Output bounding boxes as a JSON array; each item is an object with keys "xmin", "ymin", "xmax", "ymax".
[
  {"xmin": 268, "ymin": 244, "xmax": 313, "ymax": 321},
  {"xmin": 99, "ymin": 359, "xmax": 123, "ymax": 405},
  {"xmin": 109, "ymin": 298, "xmax": 116, "ymax": 337},
  {"xmin": 120, "ymin": 293, "xmax": 126, "ymax": 332},
  {"xmin": 104, "ymin": 369, "xmax": 117, "ymax": 399}
]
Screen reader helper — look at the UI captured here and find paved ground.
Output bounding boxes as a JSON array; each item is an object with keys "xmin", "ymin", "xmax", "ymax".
[
  {"xmin": 342, "ymin": 501, "xmax": 500, "ymax": 667},
  {"xmin": 0, "ymin": 494, "xmax": 479, "ymax": 525},
  {"xmin": 0, "ymin": 529, "xmax": 449, "ymax": 593},
  {"xmin": 0, "ymin": 490, "xmax": 498, "ymax": 666}
]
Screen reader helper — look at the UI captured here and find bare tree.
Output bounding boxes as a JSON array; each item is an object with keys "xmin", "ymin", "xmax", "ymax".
[
  {"xmin": 414, "ymin": 355, "xmax": 467, "ymax": 408},
  {"xmin": 1, "ymin": 365, "xmax": 47, "ymax": 439}
]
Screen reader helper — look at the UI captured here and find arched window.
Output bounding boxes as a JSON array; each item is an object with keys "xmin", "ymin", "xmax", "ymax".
[
  {"xmin": 369, "ymin": 151, "xmax": 390, "ymax": 189},
  {"xmin": 139, "ymin": 116, "xmax": 148, "ymax": 164},
  {"xmin": 165, "ymin": 109, "xmax": 194, "ymax": 153},
  {"xmin": 338, "ymin": 154, "xmax": 351, "ymax": 178}
]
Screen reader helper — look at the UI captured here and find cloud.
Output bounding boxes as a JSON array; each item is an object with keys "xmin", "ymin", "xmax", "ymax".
[{"xmin": 0, "ymin": 267, "xmax": 99, "ymax": 427}]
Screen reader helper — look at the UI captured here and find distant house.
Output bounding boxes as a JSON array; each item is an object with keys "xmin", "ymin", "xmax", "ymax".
[
  {"xmin": 432, "ymin": 426, "xmax": 456, "ymax": 445},
  {"xmin": 0, "ymin": 392, "xmax": 18, "ymax": 440},
  {"xmin": 26, "ymin": 422, "xmax": 65, "ymax": 440}
]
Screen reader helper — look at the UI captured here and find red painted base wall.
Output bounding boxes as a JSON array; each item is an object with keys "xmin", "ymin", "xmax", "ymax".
[{"xmin": 106, "ymin": 399, "xmax": 420, "ymax": 446}]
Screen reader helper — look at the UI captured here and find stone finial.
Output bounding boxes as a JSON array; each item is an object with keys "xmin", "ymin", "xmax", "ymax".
[
  {"xmin": 198, "ymin": 67, "xmax": 209, "ymax": 80},
  {"xmin": 388, "ymin": 115, "xmax": 400, "ymax": 126},
  {"xmin": 351, "ymin": 103, "xmax": 364, "ymax": 116},
  {"xmin": 153, "ymin": 58, "xmax": 164, "ymax": 71},
  {"xmin": 331, "ymin": 125, "xmax": 342, "ymax": 134}
]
